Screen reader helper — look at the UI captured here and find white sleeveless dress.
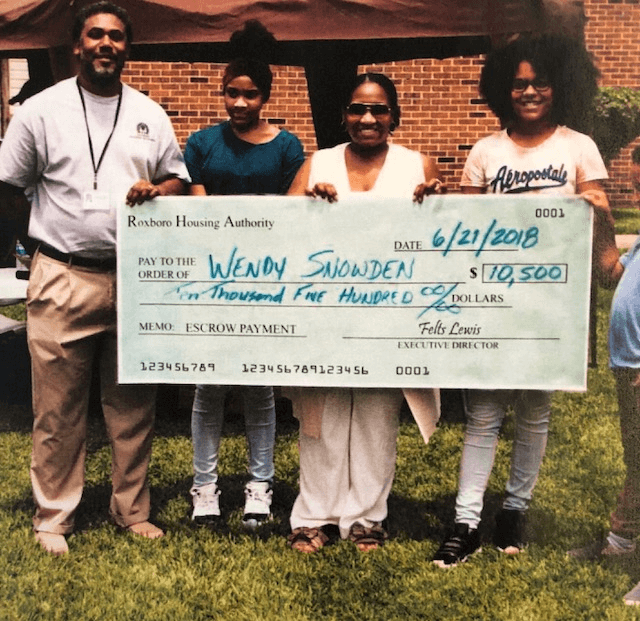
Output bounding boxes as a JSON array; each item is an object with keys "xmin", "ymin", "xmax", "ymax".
[
  {"xmin": 308, "ymin": 142, "xmax": 425, "ymax": 197},
  {"xmin": 289, "ymin": 142, "xmax": 440, "ymax": 540}
]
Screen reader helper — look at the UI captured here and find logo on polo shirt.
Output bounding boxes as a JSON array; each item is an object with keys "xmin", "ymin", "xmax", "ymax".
[{"xmin": 130, "ymin": 122, "xmax": 155, "ymax": 142}]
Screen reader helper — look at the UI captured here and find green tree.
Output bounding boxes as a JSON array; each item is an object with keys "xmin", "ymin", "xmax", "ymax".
[{"xmin": 592, "ymin": 86, "xmax": 640, "ymax": 163}]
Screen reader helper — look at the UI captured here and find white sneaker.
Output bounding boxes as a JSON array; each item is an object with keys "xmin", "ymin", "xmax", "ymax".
[
  {"xmin": 568, "ymin": 534, "xmax": 636, "ymax": 560},
  {"xmin": 190, "ymin": 483, "xmax": 221, "ymax": 523},
  {"xmin": 242, "ymin": 481, "xmax": 272, "ymax": 529}
]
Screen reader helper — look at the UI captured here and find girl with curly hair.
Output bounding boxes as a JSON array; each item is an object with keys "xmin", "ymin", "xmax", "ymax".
[{"xmin": 432, "ymin": 34, "xmax": 609, "ymax": 568}]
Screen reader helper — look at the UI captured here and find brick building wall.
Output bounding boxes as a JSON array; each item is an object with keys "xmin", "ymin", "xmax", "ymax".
[
  {"xmin": 585, "ymin": 0, "xmax": 640, "ymax": 208},
  {"xmin": 122, "ymin": 0, "xmax": 640, "ymax": 206},
  {"xmin": 121, "ymin": 62, "xmax": 318, "ymax": 156}
]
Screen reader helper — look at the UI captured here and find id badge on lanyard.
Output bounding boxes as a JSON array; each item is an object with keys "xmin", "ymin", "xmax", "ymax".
[
  {"xmin": 82, "ymin": 190, "xmax": 111, "ymax": 211},
  {"xmin": 77, "ymin": 80, "xmax": 122, "ymax": 210}
]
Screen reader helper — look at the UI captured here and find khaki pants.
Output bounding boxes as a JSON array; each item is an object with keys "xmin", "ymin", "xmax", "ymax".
[{"xmin": 27, "ymin": 251, "xmax": 156, "ymax": 534}]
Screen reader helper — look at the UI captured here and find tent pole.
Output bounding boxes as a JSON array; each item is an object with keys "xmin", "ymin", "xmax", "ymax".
[{"xmin": 304, "ymin": 52, "xmax": 357, "ymax": 149}]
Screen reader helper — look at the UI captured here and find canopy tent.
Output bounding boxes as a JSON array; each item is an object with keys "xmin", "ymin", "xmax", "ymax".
[
  {"xmin": 0, "ymin": 0, "xmax": 585, "ymax": 145},
  {"xmin": 0, "ymin": 0, "xmax": 584, "ymax": 53}
]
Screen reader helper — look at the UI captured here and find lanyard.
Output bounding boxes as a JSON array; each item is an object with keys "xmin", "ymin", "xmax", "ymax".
[{"xmin": 76, "ymin": 79, "xmax": 123, "ymax": 190}]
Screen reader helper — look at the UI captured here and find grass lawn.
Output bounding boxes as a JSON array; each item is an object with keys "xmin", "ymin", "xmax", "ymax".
[
  {"xmin": 2, "ymin": 236, "xmax": 640, "ymax": 618},
  {"xmin": 1, "ymin": 298, "xmax": 640, "ymax": 619},
  {"xmin": 612, "ymin": 208, "xmax": 640, "ymax": 235}
]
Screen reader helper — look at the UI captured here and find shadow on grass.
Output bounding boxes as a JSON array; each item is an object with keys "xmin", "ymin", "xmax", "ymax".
[
  {"xmin": 0, "ymin": 390, "xmax": 302, "ymax": 540},
  {"xmin": 0, "ymin": 392, "xmax": 554, "ymax": 550},
  {"xmin": 9, "ymin": 388, "xmax": 640, "ymax": 599},
  {"xmin": 0, "ymin": 402, "xmax": 32, "ymax": 433},
  {"xmin": 387, "ymin": 487, "xmax": 549, "ymax": 548}
]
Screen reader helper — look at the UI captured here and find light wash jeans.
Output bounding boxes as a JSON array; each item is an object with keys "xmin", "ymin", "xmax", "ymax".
[
  {"xmin": 191, "ymin": 385, "xmax": 275, "ymax": 488},
  {"xmin": 455, "ymin": 389, "xmax": 551, "ymax": 528}
]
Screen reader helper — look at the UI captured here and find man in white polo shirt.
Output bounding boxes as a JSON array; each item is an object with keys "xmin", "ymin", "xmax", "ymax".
[{"xmin": 0, "ymin": 1, "xmax": 189, "ymax": 555}]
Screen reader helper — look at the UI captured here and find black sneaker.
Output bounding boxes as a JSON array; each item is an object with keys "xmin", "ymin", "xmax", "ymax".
[
  {"xmin": 432, "ymin": 522, "xmax": 481, "ymax": 568},
  {"xmin": 493, "ymin": 509, "xmax": 525, "ymax": 554}
]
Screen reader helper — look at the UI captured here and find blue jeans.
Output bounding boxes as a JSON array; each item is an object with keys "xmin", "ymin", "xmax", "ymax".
[
  {"xmin": 191, "ymin": 385, "xmax": 275, "ymax": 488},
  {"xmin": 455, "ymin": 389, "xmax": 551, "ymax": 528}
]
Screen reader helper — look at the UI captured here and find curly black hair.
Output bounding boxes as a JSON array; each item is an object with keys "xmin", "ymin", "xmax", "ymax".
[
  {"xmin": 479, "ymin": 34, "xmax": 599, "ymax": 132},
  {"xmin": 223, "ymin": 20, "xmax": 276, "ymax": 102}
]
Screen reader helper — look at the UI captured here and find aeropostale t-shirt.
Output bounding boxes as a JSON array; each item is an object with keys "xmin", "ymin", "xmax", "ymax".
[{"xmin": 461, "ymin": 126, "xmax": 607, "ymax": 195}]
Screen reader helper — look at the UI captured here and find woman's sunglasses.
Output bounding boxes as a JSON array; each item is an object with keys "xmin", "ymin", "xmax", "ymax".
[{"xmin": 345, "ymin": 103, "xmax": 392, "ymax": 116}]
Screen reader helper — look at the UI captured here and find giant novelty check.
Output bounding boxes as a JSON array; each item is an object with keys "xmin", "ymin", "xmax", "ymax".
[{"xmin": 117, "ymin": 195, "xmax": 593, "ymax": 389}]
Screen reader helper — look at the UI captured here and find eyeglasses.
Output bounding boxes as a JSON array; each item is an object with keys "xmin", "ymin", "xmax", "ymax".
[
  {"xmin": 511, "ymin": 78, "xmax": 551, "ymax": 93},
  {"xmin": 345, "ymin": 103, "xmax": 392, "ymax": 116}
]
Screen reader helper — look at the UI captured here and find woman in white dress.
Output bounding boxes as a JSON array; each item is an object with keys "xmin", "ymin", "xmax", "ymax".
[{"xmin": 286, "ymin": 72, "xmax": 444, "ymax": 552}]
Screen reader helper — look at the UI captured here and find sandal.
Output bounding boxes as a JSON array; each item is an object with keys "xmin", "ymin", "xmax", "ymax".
[
  {"xmin": 288, "ymin": 526, "xmax": 329, "ymax": 553},
  {"xmin": 348, "ymin": 522, "xmax": 388, "ymax": 552}
]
